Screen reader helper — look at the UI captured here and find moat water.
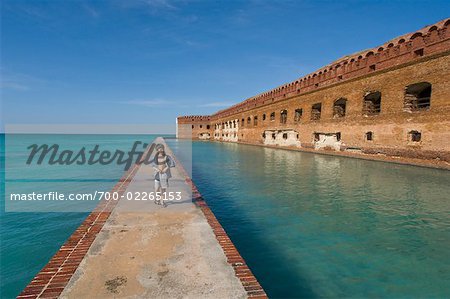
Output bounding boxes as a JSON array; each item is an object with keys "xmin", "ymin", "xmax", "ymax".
[
  {"xmin": 168, "ymin": 140, "xmax": 450, "ymax": 298},
  {"xmin": 1, "ymin": 135, "xmax": 449, "ymax": 298}
]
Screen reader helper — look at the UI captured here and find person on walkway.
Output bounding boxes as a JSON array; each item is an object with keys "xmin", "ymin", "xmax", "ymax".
[{"xmin": 151, "ymin": 143, "xmax": 176, "ymax": 207}]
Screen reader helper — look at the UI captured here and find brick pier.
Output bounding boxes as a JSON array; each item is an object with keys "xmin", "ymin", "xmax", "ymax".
[{"xmin": 18, "ymin": 139, "xmax": 266, "ymax": 299}]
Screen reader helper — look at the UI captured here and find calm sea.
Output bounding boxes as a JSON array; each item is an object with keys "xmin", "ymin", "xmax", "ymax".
[{"xmin": 0, "ymin": 134, "xmax": 159, "ymax": 298}]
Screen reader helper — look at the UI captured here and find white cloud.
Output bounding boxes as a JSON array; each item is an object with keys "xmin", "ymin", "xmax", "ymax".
[
  {"xmin": 198, "ymin": 101, "xmax": 236, "ymax": 108},
  {"xmin": 0, "ymin": 81, "xmax": 29, "ymax": 91},
  {"xmin": 119, "ymin": 0, "xmax": 177, "ymax": 11},
  {"xmin": 144, "ymin": 0, "xmax": 177, "ymax": 10},
  {"xmin": 122, "ymin": 99, "xmax": 174, "ymax": 107},
  {"xmin": 0, "ymin": 70, "xmax": 57, "ymax": 91},
  {"xmin": 82, "ymin": 3, "xmax": 99, "ymax": 18}
]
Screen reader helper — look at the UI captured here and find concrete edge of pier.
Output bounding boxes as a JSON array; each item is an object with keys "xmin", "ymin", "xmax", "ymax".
[
  {"xmin": 17, "ymin": 138, "xmax": 267, "ymax": 299},
  {"xmin": 168, "ymin": 140, "xmax": 268, "ymax": 298}
]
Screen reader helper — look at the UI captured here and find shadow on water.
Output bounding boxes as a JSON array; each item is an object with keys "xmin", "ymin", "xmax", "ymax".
[
  {"xmin": 178, "ymin": 141, "xmax": 318, "ymax": 298},
  {"xmin": 193, "ymin": 168, "xmax": 318, "ymax": 298}
]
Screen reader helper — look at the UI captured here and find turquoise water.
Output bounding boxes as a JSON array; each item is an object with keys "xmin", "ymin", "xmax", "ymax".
[
  {"xmin": 167, "ymin": 140, "xmax": 450, "ymax": 298},
  {"xmin": 2, "ymin": 136, "xmax": 450, "ymax": 298},
  {"xmin": 0, "ymin": 134, "xmax": 159, "ymax": 298}
]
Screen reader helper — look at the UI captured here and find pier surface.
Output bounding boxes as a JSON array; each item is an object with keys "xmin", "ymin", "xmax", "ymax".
[{"xmin": 57, "ymin": 138, "xmax": 247, "ymax": 298}]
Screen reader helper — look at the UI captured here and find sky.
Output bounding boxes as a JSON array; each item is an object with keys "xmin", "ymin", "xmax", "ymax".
[{"xmin": 1, "ymin": 0, "xmax": 449, "ymax": 131}]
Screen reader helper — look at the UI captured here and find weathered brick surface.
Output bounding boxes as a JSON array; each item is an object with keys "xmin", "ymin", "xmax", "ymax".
[{"xmin": 177, "ymin": 19, "xmax": 450, "ymax": 165}]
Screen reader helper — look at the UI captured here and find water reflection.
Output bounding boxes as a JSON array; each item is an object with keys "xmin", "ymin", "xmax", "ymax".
[{"xmin": 172, "ymin": 141, "xmax": 450, "ymax": 298}]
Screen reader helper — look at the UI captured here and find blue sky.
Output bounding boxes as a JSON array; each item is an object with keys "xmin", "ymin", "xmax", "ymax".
[{"xmin": 1, "ymin": 0, "xmax": 449, "ymax": 131}]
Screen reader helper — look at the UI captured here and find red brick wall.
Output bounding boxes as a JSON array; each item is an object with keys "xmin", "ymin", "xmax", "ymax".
[
  {"xmin": 177, "ymin": 19, "xmax": 450, "ymax": 162},
  {"xmin": 177, "ymin": 115, "xmax": 213, "ymax": 139}
]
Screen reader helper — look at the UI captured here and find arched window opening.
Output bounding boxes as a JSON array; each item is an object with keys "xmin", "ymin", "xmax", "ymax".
[
  {"xmin": 363, "ymin": 91, "xmax": 381, "ymax": 116},
  {"xmin": 294, "ymin": 108, "xmax": 303, "ymax": 122},
  {"xmin": 270, "ymin": 112, "xmax": 275, "ymax": 121},
  {"xmin": 280, "ymin": 110, "xmax": 288, "ymax": 124},
  {"xmin": 404, "ymin": 82, "xmax": 431, "ymax": 111},
  {"xmin": 408, "ymin": 130, "xmax": 421, "ymax": 142},
  {"xmin": 365, "ymin": 131, "xmax": 373, "ymax": 141},
  {"xmin": 254, "ymin": 116, "xmax": 258, "ymax": 126},
  {"xmin": 414, "ymin": 48, "xmax": 424, "ymax": 57},
  {"xmin": 262, "ymin": 113, "xmax": 266, "ymax": 121},
  {"xmin": 410, "ymin": 32, "xmax": 422, "ymax": 40},
  {"xmin": 333, "ymin": 98, "xmax": 347, "ymax": 118},
  {"xmin": 311, "ymin": 103, "xmax": 322, "ymax": 121},
  {"xmin": 283, "ymin": 133, "xmax": 288, "ymax": 140},
  {"xmin": 247, "ymin": 117, "xmax": 251, "ymax": 124},
  {"xmin": 313, "ymin": 133, "xmax": 320, "ymax": 142}
]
